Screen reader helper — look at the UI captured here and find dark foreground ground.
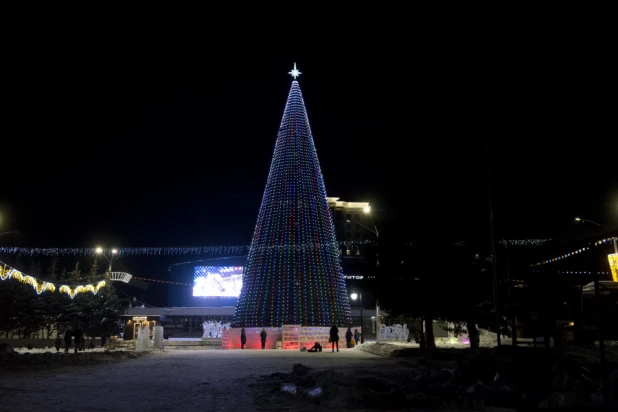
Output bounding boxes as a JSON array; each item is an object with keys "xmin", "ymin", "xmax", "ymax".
[{"xmin": 0, "ymin": 342, "xmax": 616, "ymax": 411}]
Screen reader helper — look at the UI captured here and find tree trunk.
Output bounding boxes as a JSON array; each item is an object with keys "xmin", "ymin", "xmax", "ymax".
[
  {"xmin": 467, "ymin": 320, "xmax": 480, "ymax": 354},
  {"xmin": 425, "ymin": 312, "xmax": 437, "ymax": 348}
]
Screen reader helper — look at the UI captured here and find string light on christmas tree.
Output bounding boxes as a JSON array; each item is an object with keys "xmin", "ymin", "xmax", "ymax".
[{"xmin": 233, "ymin": 64, "xmax": 351, "ymax": 328}]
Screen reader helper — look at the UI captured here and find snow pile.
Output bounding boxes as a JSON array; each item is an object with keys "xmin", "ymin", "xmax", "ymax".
[{"xmin": 0, "ymin": 342, "xmax": 153, "ymax": 370}]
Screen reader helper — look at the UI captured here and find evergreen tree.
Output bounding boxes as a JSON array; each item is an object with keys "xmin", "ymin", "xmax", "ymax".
[
  {"xmin": 47, "ymin": 256, "xmax": 60, "ymax": 279},
  {"xmin": 76, "ymin": 271, "xmax": 123, "ymax": 339},
  {"xmin": 57, "ymin": 260, "xmax": 85, "ymax": 332},
  {"xmin": 90, "ymin": 257, "xmax": 99, "ymax": 277},
  {"xmin": 69, "ymin": 260, "xmax": 81, "ymax": 279},
  {"xmin": 233, "ymin": 68, "xmax": 351, "ymax": 327},
  {"xmin": 0, "ymin": 276, "xmax": 21, "ymax": 337},
  {"xmin": 42, "ymin": 255, "xmax": 62, "ymax": 337}
]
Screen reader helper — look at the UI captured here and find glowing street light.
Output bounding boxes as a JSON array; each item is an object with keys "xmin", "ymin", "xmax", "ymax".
[
  {"xmin": 575, "ymin": 217, "xmax": 602, "ymax": 227},
  {"xmin": 346, "ymin": 205, "xmax": 382, "ymax": 264},
  {"xmin": 96, "ymin": 247, "xmax": 119, "ymax": 273}
]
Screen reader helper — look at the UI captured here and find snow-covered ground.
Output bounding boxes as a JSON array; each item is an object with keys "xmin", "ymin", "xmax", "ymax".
[
  {"xmin": 10, "ymin": 341, "xmax": 602, "ymax": 410},
  {"xmin": 0, "ymin": 345, "xmax": 419, "ymax": 412}
]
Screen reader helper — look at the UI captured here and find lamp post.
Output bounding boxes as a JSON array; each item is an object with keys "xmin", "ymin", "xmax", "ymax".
[
  {"xmin": 414, "ymin": 277, "xmax": 426, "ymax": 354},
  {"xmin": 96, "ymin": 247, "xmax": 119, "ymax": 273},
  {"xmin": 350, "ymin": 291, "xmax": 364, "ymax": 343},
  {"xmin": 348, "ymin": 204, "xmax": 383, "ymax": 343}
]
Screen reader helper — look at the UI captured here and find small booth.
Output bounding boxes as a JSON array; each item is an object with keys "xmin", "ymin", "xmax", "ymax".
[{"xmin": 123, "ymin": 316, "xmax": 158, "ymax": 340}]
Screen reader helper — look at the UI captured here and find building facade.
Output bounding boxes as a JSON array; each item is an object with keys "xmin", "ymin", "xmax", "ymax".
[{"xmin": 327, "ymin": 197, "xmax": 372, "ymax": 243}]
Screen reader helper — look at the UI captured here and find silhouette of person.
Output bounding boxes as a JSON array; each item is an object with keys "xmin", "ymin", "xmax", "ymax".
[
  {"xmin": 329, "ymin": 324, "xmax": 339, "ymax": 352},
  {"xmin": 240, "ymin": 328, "xmax": 247, "ymax": 349},
  {"xmin": 354, "ymin": 329, "xmax": 361, "ymax": 345},
  {"xmin": 73, "ymin": 328, "xmax": 82, "ymax": 353},
  {"xmin": 260, "ymin": 328, "xmax": 267, "ymax": 349},
  {"xmin": 308, "ymin": 342, "xmax": 322, "ymax": 352},
  {"xmin": 54, "ymin": 335, "xmax": 62, "ymax": 352},
  {"xmin": 345, "ymin": 327, "xmax": 353, "ymax": 348},
  {"xmin": 64, "ymin": 330, "xmax": 72, "ymax": 354}
]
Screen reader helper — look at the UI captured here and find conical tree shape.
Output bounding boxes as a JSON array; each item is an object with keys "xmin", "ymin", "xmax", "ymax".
[{"xmin": 233, "ymin": 80, "xmax": 351, "ymax": 327}]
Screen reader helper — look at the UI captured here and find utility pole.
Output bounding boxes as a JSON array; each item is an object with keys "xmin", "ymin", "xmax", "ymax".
[
  {"xmin": 591, "ymin": 246, "xmax": 609, "ymax": 409},
  {"xmin": 485, "ymin": 136, "xmax": 501, "ymax": 348},
  {"xmin": 376, "ymin": 300, "xmax": 380, "ymax": 343},
  {"xmin": 506, "ymin": 244, "xmax": 517, "ymax": 347}
]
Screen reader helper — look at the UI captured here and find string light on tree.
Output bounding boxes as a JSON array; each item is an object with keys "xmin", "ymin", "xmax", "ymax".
[
  {"xmin": 0, "ymin": 261, "xmax": 106, "ymax": 298},
  {"xmin": 233, "ymin": 64, "xmax": 351, "ymax": 328}
]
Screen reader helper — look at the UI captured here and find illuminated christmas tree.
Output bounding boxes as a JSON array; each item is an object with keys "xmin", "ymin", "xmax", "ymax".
[{"xmin": 233, "ymin": 64, "xmax": 351, "ymax": 327}]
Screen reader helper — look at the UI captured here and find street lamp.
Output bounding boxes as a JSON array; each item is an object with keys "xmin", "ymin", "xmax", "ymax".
[
  {"xmin": 348, "ymin": 204, "xmax": 383, "ymax": 342},
  {"xmin": 96, "ymin": 247, "xmax": 119, "ymax": 273},
  {"xmin": 574, "ymin": 217, "xmax": 602, "ymax": 227},
  {"xmin": 350, "ymin": 291, "xmax": 364, "ymax": 344}
]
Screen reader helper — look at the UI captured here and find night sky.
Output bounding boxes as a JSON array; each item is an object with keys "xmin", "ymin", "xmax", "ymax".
[{"xmin": 2, "ymin": 34, "xmax": 616, "ymax": 254}]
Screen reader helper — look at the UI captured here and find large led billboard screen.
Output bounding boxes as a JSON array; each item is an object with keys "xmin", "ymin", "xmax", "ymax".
[{"xmin": 193, "ymin": 266, "xmax": 243, "ymax": 297}]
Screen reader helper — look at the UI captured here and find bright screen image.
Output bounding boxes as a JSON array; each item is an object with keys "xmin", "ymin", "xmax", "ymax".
[{"xmin": 193, "ymin": 266, "xmax": 243, "ymax": 297}]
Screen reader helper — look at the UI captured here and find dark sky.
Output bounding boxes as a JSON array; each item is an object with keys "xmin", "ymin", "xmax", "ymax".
[{"xmin": 1, "ymin": 30, "xmax": 615, "ymax": 253}]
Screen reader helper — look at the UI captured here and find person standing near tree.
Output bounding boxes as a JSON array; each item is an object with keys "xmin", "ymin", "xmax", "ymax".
[
  {"xmin": 329, "ymin": 324, "xmax": 339, "ymax": 352},
  {"xmin": 73, "ymin": 328, "xmax": 82, "ymax": 353},
  {"xmin": 240, "ymin": 328, "xmax": 247, "ymax": 349},
  {"xmin": 64, "ymin": 330, "xmax": 72, "ymax": 354},
  {"xmin": 354, "ymin": 329, "xmax": 361, "ymax": 345},
  {"xmin": 260, "ymin": 328, "xmax": 267, "ymax": 349}
]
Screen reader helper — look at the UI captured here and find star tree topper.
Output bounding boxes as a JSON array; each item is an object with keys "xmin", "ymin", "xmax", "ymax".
[{"xmin": 288, "ymin": 62, "xmax": 301, "ymax": 79}]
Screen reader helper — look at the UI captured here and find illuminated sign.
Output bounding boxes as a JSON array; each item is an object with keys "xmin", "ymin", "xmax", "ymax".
[
  {"xmin": 609, "ymin": 254, "xmax": 618, "ymax": 282},
  {"xmin": 193, "ymin": 266, "xmax": 243, "ymax": 297}
]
